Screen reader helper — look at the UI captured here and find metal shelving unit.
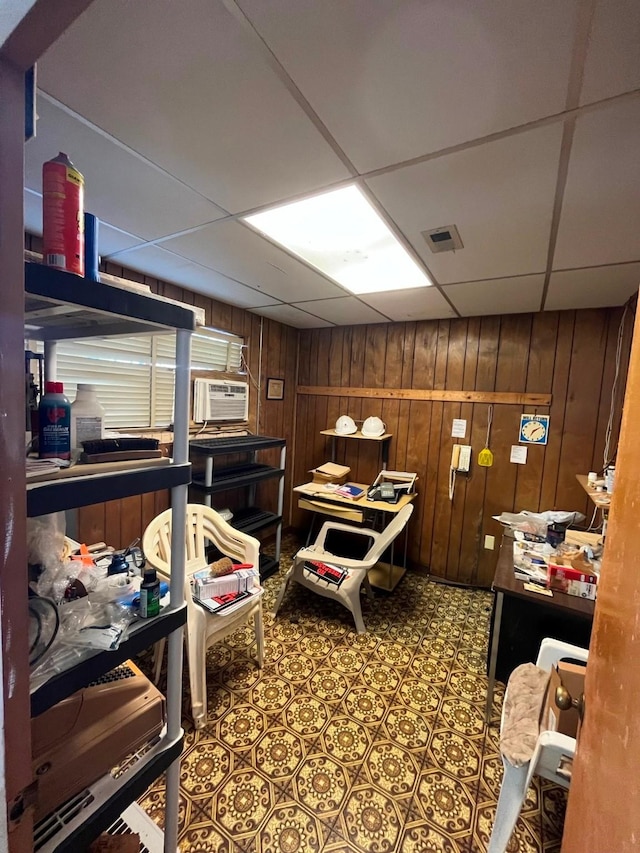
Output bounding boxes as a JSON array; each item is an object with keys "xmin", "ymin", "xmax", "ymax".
[
  {"xmin": 189, "ymin": 435, "xmax": 286, "ymax": 580},
  {"xmin": 25, "ymin": 262, "xmax": 194, "ymax": 853}
]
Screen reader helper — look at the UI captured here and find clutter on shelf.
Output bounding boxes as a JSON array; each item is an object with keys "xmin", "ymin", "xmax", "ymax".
[{"xmin": 26, "ymin": 513, "xmax": 168, "ymax": 692}]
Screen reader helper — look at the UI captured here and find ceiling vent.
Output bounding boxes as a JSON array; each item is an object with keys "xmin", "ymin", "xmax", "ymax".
[{"xmin": 422, "ymin": 224, "xmax": 463, "ymax": 254}]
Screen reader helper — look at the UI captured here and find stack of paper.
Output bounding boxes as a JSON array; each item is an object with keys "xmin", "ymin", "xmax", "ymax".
[{"xmin": 196, "ymin": 586, "xmax": 262, "ymax": 615}]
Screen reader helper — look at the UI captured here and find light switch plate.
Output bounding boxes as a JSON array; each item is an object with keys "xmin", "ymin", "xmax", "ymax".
[{"xmin": 484, "ymin": 535, "xmax": 495, "ymax": 550}]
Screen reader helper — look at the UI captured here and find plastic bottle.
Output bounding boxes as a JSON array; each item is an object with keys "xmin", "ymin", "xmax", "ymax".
[
  {"xmin": 139, "ymin": 569, "xmax": 161, "ymax": 618},
  {"xmin": 71, "ymin": 384, "xmax": 105, "ymax": 449},
  {"xmin": 38, "ymin": 381, "xmax": 71, "ymax": 459}
]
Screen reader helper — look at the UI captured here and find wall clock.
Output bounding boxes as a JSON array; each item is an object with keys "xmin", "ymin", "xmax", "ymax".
[{"xmin": 519, "ymin": 414, "xmax": 550, "ymax": 445}]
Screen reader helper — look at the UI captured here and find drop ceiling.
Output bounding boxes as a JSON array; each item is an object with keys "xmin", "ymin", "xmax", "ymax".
[{"xmin": 24, "ymin": 0, "xmax": 640, "ymax": 329}]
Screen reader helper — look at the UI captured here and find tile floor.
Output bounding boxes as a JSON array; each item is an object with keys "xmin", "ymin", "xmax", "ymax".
[{"xmin": 140, "ymin": 538, "xmax": 566, "ymax": 852}]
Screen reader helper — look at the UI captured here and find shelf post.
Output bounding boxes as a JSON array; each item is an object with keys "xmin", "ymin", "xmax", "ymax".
[
  {"xmin": 165, "ymin": 327, "xmax": 191, "ymax": 853},
  {"xmin": 275, "ymin": 445, "xmax": 286, "ymax": 562}
]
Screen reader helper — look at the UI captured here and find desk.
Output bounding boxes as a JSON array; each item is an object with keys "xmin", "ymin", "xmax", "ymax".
[
  {"xmin": 294, "ymin": 482, "xmax": 415, "ymax": 591},
  {"xmin": 485, "ymin": 533, "xmax": 594, "ymax": 723}
]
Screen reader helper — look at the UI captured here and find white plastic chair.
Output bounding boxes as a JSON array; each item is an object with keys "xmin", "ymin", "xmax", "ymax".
[
  {"xmin": 488, "ymin": 638, "xmax": 589, "ymax": 853},
  {"xmin": 274, "ymin": 504, "xmax": 414, "ymax": 633},
  {"xmin": 142, "ymin": 504, "xmax": 264, "ymax": 729}
]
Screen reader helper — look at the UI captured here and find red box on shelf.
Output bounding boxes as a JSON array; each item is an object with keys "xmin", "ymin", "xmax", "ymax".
[{"xmin": 547, "ymin": 563, "xmax": 598, "ymax": 600}]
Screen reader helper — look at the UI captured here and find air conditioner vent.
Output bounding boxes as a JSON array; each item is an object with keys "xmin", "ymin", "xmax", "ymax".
[{"xmin": 422, "ymin": 224, "xmax": 464, "ymax": 253}]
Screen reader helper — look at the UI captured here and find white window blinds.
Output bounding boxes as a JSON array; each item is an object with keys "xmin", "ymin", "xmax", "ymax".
[{"xmin": 35, "ymin": 326, "xmax": 243, "ymax": 429}]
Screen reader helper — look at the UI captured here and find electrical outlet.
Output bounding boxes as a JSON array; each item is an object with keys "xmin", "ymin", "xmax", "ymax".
[{"xmin": 484, "ymin": 535, "xmax": 495, "ymax": 550}]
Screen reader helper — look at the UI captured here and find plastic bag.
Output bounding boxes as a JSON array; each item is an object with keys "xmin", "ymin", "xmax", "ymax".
[{"xmin": 27, "ymin": 512, "xmax": 66, "ymax": 572}]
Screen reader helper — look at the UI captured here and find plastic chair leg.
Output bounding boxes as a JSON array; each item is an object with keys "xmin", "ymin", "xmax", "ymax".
[
  {"xmin": 186, "ymin": 623, "xmax": 208, "ymax": 730},
  {"xmin": 254, "ymin": 607, "xmax": 264, "ymax": 668},
  {"xmin": 273, "ymin": 566, "xmax": 293, "ymax": 616},
  {"xmin": 487, "ymin": 758, "xmax": 530, "ymax": 853},
  {"xmin": 152, "ymin": 638, "xmax": 165, "ymax": 684},
  {"xmin": 343, "ymin": 585, "xmax": 366, "ymax": 634},
  {"xmin": 362, "ymin": 573, "xmax": 375, "ymax": 602}
]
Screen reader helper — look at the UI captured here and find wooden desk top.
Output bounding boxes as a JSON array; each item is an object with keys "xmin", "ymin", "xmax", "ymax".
[
  {"xmin": 576, "ymin": 474, "xmax": 611, "ymax": 509},
  {"xmin": 493, "ymin": 533, "xmax": 595, "ymax": 619},
  {"xmin": 294, "ymin": 481, "xmax": 415, "ymax": 514}
]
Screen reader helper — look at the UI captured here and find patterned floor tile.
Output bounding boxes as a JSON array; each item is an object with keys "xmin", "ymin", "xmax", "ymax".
[
  {"xmin": 363, "ymin": 739, "xmax": 421, "ymax": 799},
  {"xmin": 138, "ymin": 534, "xmax": 565, "ymax": 853},
  {"xmin": 321, "ymin": 715, "xmax": 373, "ymax": 765},
  {"xmin": 399, "ymin": 822, "xmax": 463, "ymax": 853},
  {"xmin": 427, "ymin": 729, "xmax": 482, "ymax": 781},
  {"xmin": 381, "ymin": 705, "xmax": 433, "ymax": 754},
  {"xmin": 257, "ymin": 801, "xmax": 323, "ymax": 853},
  {"xmin": 293, "ymin": 753, "xmax": 353, "ymax": 818},
  {"xmin": 336, "ymin": 783, "xmax": 409, "ymax": 853},
  {"xmin": 413, "ymin": 769, "xmax": 475, "ymax": 837},
  {"xmin": 284, "ymin": 692, "xmax": 331, "ymax": 738}
]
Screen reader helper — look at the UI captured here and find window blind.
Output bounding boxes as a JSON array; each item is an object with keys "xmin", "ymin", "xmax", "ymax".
[{"xmin": 34, "ymin": 326, "xmax": 244, "ymax": 429}]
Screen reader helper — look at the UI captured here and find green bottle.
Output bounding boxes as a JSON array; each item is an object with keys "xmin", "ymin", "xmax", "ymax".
[{"xmin": 139, "ymin": 568, "xmax": 160, "ymax": 618}]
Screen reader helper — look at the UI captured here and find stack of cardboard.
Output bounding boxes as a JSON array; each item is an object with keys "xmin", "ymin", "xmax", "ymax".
[{"xmin": 309, "ymin": 462, "xmax": 350, "ymax": 485}]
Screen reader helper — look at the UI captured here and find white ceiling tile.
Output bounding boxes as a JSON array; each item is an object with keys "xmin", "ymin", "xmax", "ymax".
[
  {"xmin": 291, "ymin": 297, "xmax": 389, "ymax": 326},
  {"xmin": 367, "ymin": 124, "xmax": 562, "ymax": 284},
  {"xmin": 24, "ymin": 189, "xmax": 143, "ymax": 256},
  {"xmin": 360, "ymin": 288, "xmax": 456, "ymax": 322},
  {"xmin": 545, "ymin": 264, "xmax": 640, "ymax": 311},
  {"xmin": 26, "ymin": 98, "xmax": 224, "ymax": 240},
  {"xmin": 443, "ymin": 275, "xmax": 545, "ymax": 316},
  {"xmin": 117, "ymin": 245, "xmax": 280, "ymax": 309},
  {"xmin": 239, "ymin": 0, "xmax": 578, "ymax": 172},
  {"xmin": 580, "ymin": 0, "xmax": 640, "ymax": 105},
  {"xmin": 158, "ymin": 221, "xmax": 346, "ymax": 302},
  {"xmin": 38, "ymin": 0, "xmax": 350, "ymax": 213},
  {"xmin": 554, "ymin": 100, "xmax": 640, "ymax": 269},
  {"xmin": 250, "ymin": 304, "xmax": 334, "ymax": 329}
]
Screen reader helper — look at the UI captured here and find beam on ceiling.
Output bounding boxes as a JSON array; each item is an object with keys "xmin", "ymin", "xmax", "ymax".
[{"xmin": 1, "ymin": 0, "xmax": 96, "ymax": 70}]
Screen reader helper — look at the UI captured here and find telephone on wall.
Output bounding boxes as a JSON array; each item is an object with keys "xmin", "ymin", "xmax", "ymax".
[
  {"xmin": 449, "ymin": 444, "xmax": 472, "ymax": 501},
  {"xmin": 451, "ymin": 444, "xmax": 472, "ymax": 473}
]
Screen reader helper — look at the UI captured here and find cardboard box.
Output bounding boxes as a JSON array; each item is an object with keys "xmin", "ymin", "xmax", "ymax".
[
  {"xmin": 310, "ymin": 462, "xmax": 350, "ymax": 485},
  {"xmin": 547, "ymin": 563, "xmax": 598, "ymax": 600},
  {"xmin": 544, "ymin": 661, "xmax": 586, "ymax": 738}
]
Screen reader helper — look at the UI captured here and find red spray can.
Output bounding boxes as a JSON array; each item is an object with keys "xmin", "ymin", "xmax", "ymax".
[{"xmin": 42, "ymin": 152, "xmax": 85, "ymax": 276}]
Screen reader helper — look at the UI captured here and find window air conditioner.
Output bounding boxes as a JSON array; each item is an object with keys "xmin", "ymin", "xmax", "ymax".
[{"xmin": 193, "ymin": 379, "xmax": 249, "ymax": 423}]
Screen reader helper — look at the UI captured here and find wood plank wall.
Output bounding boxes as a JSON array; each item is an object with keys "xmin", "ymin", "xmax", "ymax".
[
  {"xmin": 26, "ymin": 234, "xmax": 299, "ymax": 549},
  {"xmin": 294, "ymin": 307, "xmax": 634, "ymax": 588}
]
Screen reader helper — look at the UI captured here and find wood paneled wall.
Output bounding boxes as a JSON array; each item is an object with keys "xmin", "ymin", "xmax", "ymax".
[
  {"xmin": 28, "ymin": 232, "xmax": 634, "ymax": 586},
  {"xmin": 294, "ymin": 308, "xmax": 634, "ymax": 587},
  {"xmin": 25, "ymin": 234, "xmax": 299, "ymax": 549}
]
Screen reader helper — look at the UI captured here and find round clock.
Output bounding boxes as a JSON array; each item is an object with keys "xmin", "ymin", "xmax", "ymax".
[{"xmin": 522, "ymin": 419, "xmax": 547, "ymax": 443}]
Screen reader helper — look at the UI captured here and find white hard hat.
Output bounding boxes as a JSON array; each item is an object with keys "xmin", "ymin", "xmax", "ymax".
[
  {"xmin": 361, "ymin": 416, "xmax": 386, "ymax": 437},
  {"xmin": 335, "ymin": 415, "xmax": 357, "ymax": 435}
]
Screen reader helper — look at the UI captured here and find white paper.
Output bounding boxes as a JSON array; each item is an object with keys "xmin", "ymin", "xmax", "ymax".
[
  {"xmin": 510, "ymin": 445, "xmax": 528, "ymax": 464},
  {"xmin": 451, "ymin": 419, "xmax": 467, "ymax": 439}
]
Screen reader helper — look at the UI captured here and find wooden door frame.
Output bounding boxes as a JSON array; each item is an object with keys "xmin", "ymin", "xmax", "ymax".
[{"xmin": 562, "ymin": 296, "xmax": 639, "ymax": 851}]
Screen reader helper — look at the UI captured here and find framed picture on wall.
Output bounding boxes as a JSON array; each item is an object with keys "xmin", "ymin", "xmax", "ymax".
[{"xmin": 266, "ymin": 378, "xmax": 285, "ymax": 400}]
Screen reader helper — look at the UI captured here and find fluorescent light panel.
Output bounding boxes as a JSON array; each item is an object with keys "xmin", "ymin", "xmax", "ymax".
[{"xmin": 244, "ymin": 186, "xmax": 432, "ymax": 294}]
